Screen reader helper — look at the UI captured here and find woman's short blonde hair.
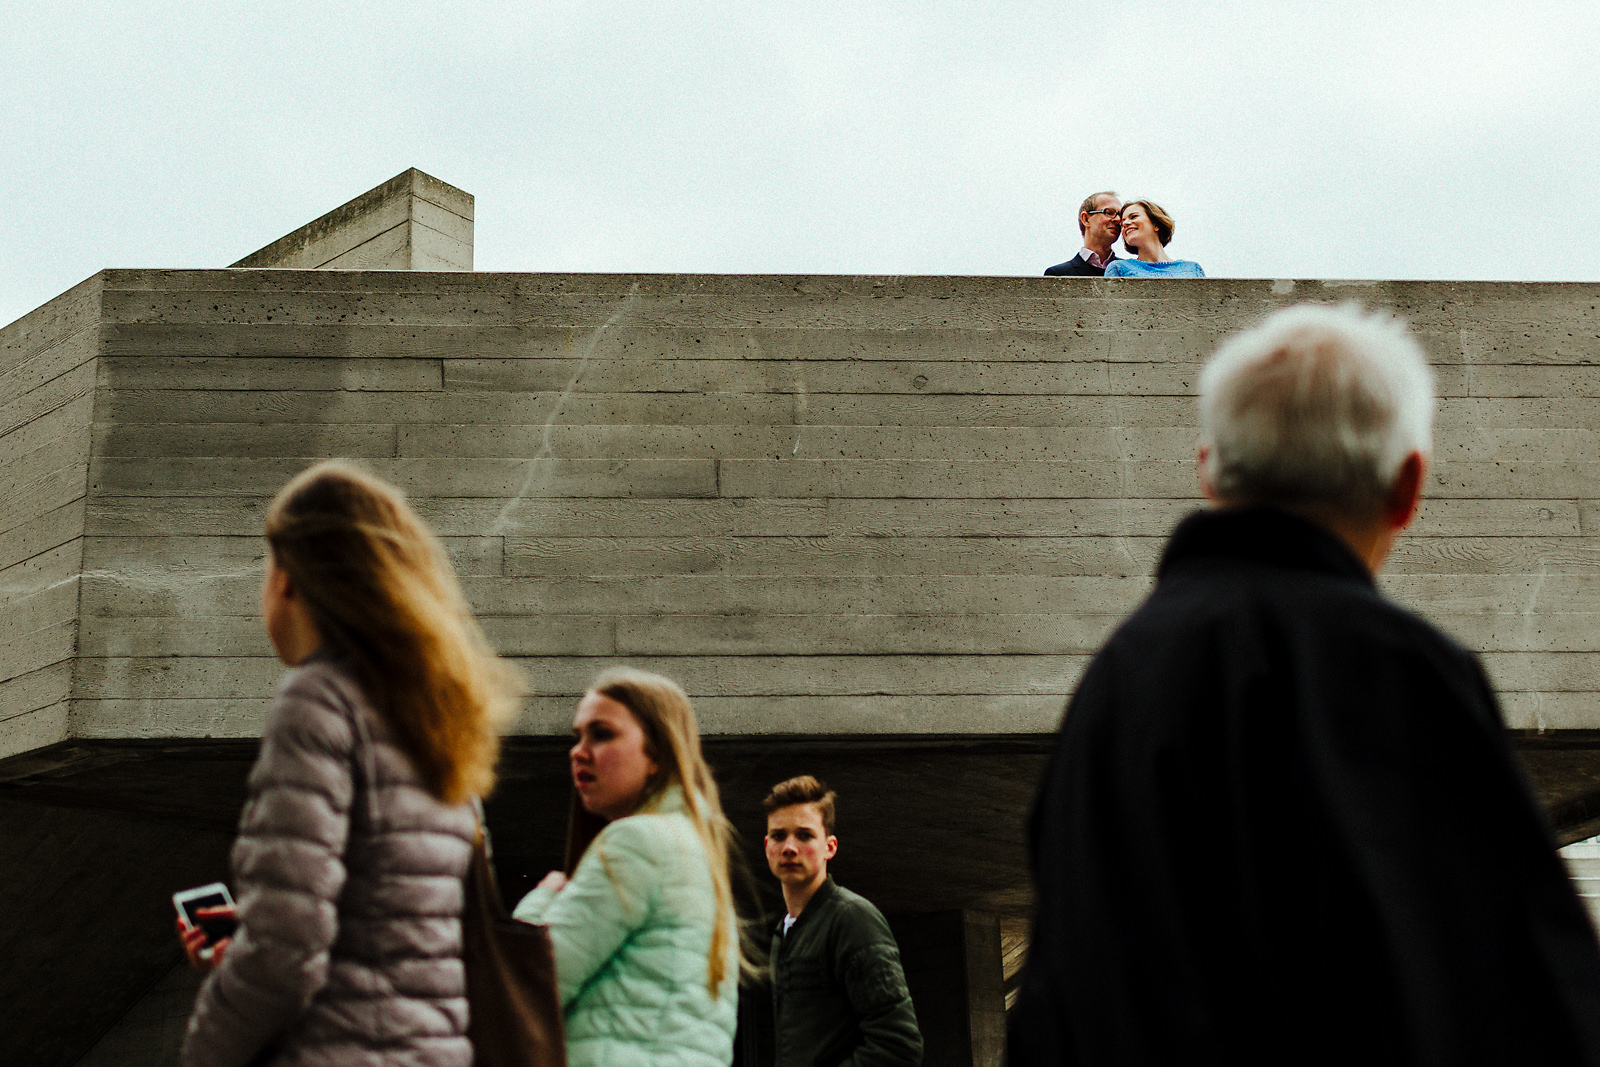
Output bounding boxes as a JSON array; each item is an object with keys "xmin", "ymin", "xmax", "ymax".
[
  {"xmin": 1125, "ymin": 199, "xmax": 1176, "ymax": 247},
  {"xmin": 265, "ymin": 460, "xmax": 521, "ymax": 805}
]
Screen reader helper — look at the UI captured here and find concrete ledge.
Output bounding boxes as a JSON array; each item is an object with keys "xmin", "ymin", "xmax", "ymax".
[
  {"xmin": 0, "ymin": 701, "xmax": 68, "ymax": 760},
  {"xmin": 5, "ymin": 271, "xmax": 1600, "ymax": 758}
]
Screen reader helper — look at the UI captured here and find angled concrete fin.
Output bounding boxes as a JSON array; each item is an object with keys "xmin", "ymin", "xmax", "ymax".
[{"xmin": 229, "ymin": 167, "xmax": 473, "ymax": 271}]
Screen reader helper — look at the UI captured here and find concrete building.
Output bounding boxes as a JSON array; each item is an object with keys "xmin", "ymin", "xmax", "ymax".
[{"xmin": 4, "ymin": 170, "xmax": 1600, "ymax": 1066}]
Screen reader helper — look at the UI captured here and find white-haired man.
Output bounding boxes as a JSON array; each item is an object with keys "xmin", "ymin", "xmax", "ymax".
[{"xmin": 1008, "ymin": 304, "xmax": 1600, "ymax": 1066}]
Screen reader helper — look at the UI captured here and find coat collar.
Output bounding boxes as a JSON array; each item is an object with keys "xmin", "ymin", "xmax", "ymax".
[
  {"xmin": 1157, "ymin": 507, "xmax": 1376, "ymax": 590},
  {"xmin": 806, "ymin": 875, "xmax": 838, "ymax": 913},
  {"xmin": 776, "ymin": 876, "xmax": 837, "ymax": 937},
  {"xmin": 638, "ymin": 783, "xmax": 688, "ymax": 816}
]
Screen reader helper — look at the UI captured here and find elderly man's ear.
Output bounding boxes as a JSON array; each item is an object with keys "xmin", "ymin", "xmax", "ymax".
[
  {"xmin": 1385, "ymin": 451, "xmax": 1426, "ymax": 532},
  {"xmin": 1197, "ymin": 446, "xmax": 1216, "ymax": 502}
]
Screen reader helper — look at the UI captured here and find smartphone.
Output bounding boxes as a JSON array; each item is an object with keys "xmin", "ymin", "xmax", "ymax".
[{"xmin": 173, "ymin": 882, "xmax": 238, "ymax": 943}]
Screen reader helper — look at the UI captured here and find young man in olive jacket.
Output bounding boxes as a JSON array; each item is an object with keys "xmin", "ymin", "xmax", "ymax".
[{"xmin": 764, "ymin": 776, "xmax": 922, "ymax": 1067}]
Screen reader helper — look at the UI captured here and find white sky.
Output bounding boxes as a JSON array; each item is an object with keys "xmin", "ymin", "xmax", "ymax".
[{"xmin": 5, "ymin": 0, "xmax": 1599, "ymax": 329}]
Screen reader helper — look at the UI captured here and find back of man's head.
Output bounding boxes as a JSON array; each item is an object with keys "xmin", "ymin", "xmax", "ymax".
[
  {"xmin": 763, "ymin": 775, "xmax": 837, "ymax": 835},
  {"xmin": 1198, "ymin": 303, "xmax": 1435, "ymax": 518}
]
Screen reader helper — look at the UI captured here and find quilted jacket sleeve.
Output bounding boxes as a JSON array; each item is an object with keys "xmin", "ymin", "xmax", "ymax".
[
  {"xmin": 838, "ymin": 927, "xmax": 928, "ymax": 1062},
  {"xmin": 511, "ymin": 815, "xmax": 662, "ymax": 1007},
  {"xmin": 181, "ymin": 665, "xmax": 355, "ymax": 1067}
]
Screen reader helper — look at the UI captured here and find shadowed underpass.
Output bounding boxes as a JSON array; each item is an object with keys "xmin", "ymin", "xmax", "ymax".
[{"xmin": 5, "ymin": 731, "xmax": 1600, "ymax": 1067}]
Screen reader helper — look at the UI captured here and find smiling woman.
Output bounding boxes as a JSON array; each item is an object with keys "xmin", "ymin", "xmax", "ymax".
[
  {"xmin": 512, "ymin": 668, "xmax": 753, "ymax": 1067},
  {"xmin": 1104, "ymin": 199, "xmax": 1206, "ymax": 278}
]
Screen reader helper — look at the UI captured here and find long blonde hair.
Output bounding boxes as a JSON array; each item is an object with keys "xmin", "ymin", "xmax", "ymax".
[
  {"xmin": 264, "ymin": 460, "xmax": 521, "ymax": 805},
  {"xmin": 571, "ymin": 667, "xmax": 753, "ymax": 994}
]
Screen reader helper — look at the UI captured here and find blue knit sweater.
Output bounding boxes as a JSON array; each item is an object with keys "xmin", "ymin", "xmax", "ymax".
[{"xmin": 1104, "ymin": 258, "xmax": 1205, "ymax": 277}]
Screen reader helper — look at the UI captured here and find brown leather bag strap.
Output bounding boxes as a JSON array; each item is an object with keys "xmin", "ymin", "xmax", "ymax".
[{"xmin": 461, "ymin": 802, "xmax": 567, "ymax": 1067}]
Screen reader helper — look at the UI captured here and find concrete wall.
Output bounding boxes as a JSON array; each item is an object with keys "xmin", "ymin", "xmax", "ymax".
[
  {"xmin": 230, "ymin": 168, "xmax": 473, "ymax": 271},
  {"xmin": 4, "ymin": 270, "xmax": 1600, "ymax": 751},
  {"xmin": 0, "ymin": 275, "xmax": 98, "ymax": 759}
]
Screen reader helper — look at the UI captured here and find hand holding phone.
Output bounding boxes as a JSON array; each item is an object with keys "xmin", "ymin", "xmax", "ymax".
[{"xmin": 173, "ymin": 883, "xmax": 238, "ymax": 971}]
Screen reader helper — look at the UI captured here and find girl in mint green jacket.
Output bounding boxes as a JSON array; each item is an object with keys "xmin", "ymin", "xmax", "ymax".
[{"xmin": 514, "ymin": 669, "xmax": 745, "ymax": 1067}]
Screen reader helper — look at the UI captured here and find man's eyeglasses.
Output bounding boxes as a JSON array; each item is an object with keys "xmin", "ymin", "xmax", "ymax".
[{"xmin": 1085, "ymin": 208, "xmax": 1121, "ymax": 220}]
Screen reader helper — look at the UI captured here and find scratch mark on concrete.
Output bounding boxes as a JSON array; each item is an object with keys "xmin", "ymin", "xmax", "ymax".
[
  {"xmin": 791, "ymin": 368, "xmax": 808, "ymax": 456},
  {"xmin": 488, "ymin": 283, "xmax": 641, "ymax": 536}
]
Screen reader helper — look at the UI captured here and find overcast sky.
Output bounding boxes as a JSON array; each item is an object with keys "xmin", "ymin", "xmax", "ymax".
[{"xmin": 5, "ymin": 0, "xmax": 1599, "ymax": 328}]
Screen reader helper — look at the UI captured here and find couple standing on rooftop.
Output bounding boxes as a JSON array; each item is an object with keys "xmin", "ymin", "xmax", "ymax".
[{"xmin": 1045, "ymin": 190, "xmax": 1205, "ymax": 278}]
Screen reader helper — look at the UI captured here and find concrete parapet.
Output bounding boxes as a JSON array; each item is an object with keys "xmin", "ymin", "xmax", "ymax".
[
  {"xmin": 3, "ymin": 271, "xmax": 1600, "ymax": 751},
  {"xmin": 230, "ymin": 168, "xmax": 472, "ymax": 271}
]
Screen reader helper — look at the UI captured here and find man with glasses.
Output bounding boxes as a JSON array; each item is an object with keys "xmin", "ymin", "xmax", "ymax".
[{"xmin": 1044, "ymin": 191, "xmax": 1124, "ymax": 276}]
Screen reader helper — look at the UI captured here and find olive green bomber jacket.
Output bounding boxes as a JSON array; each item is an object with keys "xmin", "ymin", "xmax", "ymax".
[{"xmin": 769, "ymin": 877, "xmax": 922, "ymax": 1067}]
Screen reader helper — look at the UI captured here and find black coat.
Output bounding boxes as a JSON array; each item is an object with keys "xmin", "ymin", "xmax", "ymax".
[
  {"xmin": 1044, "ymin": 254, "xmax": 1117, "ymax": 277},
  {"xmin": 1008, "ymin": 508, "xmax": 1600, "ymax": 1067}
]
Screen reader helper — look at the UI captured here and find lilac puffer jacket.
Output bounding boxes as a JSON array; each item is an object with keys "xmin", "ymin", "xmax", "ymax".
[{"xmin": 182, "ymin": 653, "xmax": 477, "ymax": 1067}]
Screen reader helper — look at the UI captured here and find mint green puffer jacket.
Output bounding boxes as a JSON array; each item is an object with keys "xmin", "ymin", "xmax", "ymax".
[{"xmin": 512, "ymin": 787, "xmax": 738, "ymax": 1067}]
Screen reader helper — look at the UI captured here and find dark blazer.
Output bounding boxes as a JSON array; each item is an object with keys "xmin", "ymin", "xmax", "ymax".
[
  {"xmin": 1008, "ymin": 507, "xmax": 1600, "ymax": 1067},
  {"xmin": 1044, "ymin": 252, "xmax": 1118, "ymax": 277}
]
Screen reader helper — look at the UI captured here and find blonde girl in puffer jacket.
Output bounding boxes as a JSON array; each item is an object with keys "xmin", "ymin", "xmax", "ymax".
[
  {"xmin": 513, "ymin": 668, "xmax": 751, "ymax": 1067},
  {"xmin": 177, "ymin": 461, "xmax": 521, "ymax": 1067}
]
